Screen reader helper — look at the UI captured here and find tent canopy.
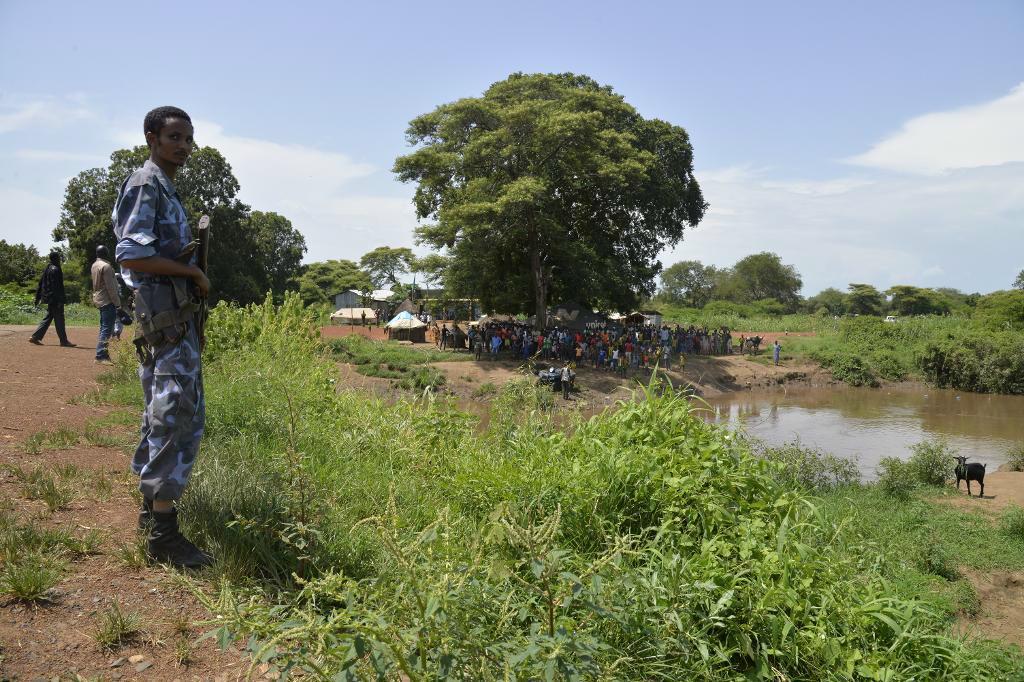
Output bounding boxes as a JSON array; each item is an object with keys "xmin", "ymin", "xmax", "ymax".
[
  {"xmin": 386, "ymin": 310, "xmax": 427, "ymax": 329},
  {"xmin": 330, "ymin": 307, "xmax": 377, "ymax": 324}
]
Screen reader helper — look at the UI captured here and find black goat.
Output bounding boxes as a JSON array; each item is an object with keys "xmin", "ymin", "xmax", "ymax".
[{"xmin": 954, "ymin": 456, "xmax": 986, "ymax": 497}]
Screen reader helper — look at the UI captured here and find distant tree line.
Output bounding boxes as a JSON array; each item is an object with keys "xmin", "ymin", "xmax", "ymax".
[{"xmin": 655, "ymin": 252, "xmax": 1024, "ymax": 326}]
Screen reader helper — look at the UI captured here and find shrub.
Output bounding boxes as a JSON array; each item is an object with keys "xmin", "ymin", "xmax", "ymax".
[
  {"xmin": 812, "ymin": 350, "xmax": 878, "ymax": 387},
  {"xmin": 907, "ymin": 438, "xmax": 955, "ymax": 486},
  {"xmin": 915, "ymin": 540, "xmax": 959, "ymax": 580},
  {"xmin": 1006, "ymin": 444, "xmax": 1024, "ymax": 472},
  {"xmin": 877, "ymin": 457, "xmax": 916, "ymax": 498},
  {"xmin": 919, "ymin": 330, "xmax": 1024, "ymax": 394},
  {"xmin": 872, "ymin": 350, "xmax": 908, "ymax": 381},
  {"xmin": 755, "ymin": 441, "xmax": 860, "ymax": 491},
  {"xmin": 950, "ymin": 579, "xmax": 982, "ymax": 617},
  {"xmin": 999, "ymin": 505, "xmax": 1024, "ymax": 540}
]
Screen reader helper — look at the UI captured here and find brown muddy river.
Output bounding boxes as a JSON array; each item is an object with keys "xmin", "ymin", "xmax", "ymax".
[{"xmin": 699, "ymin": 386, "xmax": 1024, "ymax": 479}]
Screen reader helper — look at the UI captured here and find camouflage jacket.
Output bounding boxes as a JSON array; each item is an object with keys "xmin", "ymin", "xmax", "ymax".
[{"xmin": 112, "ymin": 159, "xmax": 194, "ymax": 289}]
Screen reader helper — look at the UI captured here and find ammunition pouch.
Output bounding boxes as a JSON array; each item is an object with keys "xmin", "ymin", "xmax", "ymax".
[{"xmin": 133, "ymin": 277, "xmax": 199, "ymax": 363}]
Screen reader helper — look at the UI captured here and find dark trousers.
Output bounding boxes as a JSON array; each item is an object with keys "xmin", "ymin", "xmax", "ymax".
[{"xmin": 32, "ymin": 301, "xmax": 69, "ymax": 344}]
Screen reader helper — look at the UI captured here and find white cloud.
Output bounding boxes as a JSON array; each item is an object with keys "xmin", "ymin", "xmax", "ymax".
[
  {"xmin": 662, "ymin": 162, "xmax": 1024, "ymax": 295},
  {"xmin": 846, "ymin": 82, "xmax": 1024, "ymax": 175},
  {"xmin": 0, "ymin": 186, "xmax": 61, "ymax": 249},
  {"xmin": 0, "ymin": 98, "xmax": 93, "ymax": 134},
  {"xmin": 113, "ymin": 121, "xmax": 418, "ymax": 260},
  {"xmin": 14, "ymin": 149, "xmax": 104, "ymax": 162}
]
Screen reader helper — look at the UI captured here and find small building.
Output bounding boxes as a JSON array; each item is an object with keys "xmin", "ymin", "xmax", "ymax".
[{"xmin": 332, "ymin": 288, "xmax": 394, "ymax": 310}]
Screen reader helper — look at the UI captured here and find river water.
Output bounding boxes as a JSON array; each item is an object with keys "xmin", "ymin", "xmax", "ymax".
[{"xmin": 699, "ymin": 386, "xmax": 1024, "ymax": 479}]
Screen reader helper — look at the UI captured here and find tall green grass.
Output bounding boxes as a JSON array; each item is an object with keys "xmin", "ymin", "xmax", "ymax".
[
  {"xmin": 0, "ymin": 289, "xmax": 99, "ymax": 325},
  {"xmin": 111, "ymin": 294, "xmax": 1023, "ymax": 679}
]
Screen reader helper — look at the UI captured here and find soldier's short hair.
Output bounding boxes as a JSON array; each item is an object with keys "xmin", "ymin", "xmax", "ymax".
[{"xmin": 144, "ymin": 106, "xmax": 192, "ymax": 137}]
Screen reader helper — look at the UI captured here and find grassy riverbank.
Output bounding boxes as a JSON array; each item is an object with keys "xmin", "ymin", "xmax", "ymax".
[
  {"xmin": 660, "ymin": 305, "xmax": 1024, "ymax": 394},
  {"xmin": 72, "ymin": 295, "xmax": 1022, "ymax": 678}
]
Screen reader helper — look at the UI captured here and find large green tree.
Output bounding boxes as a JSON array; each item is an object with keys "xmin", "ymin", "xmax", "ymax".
[
  {"xmin": 1014, "ymin": 270, "xmax": 1024, "ymax": 290},
  {"xmin": 846, "ymin": 283, "xmax": 884, "ymax": 316},
  {"xmin": 885, "ymin": 285, "xmax": 950, "ymax": 316},
  {"xmin": 412, "ymin": 253, "xmax": 451, "ymax": 289},
  {"xmin": 53, "ymin": 146, "xmax": 306, "ymax": 305},
  {"xmin": 0, "ymin": 241, "xmax": 44, "ymax": 288},
  {"xmin": 394, "ymin": 72, "xmax": 706, "ymax": 324},
  {"xmin": 296, "ymin": 260, "xmax": 373, "ymax": 307},
  {"xmin": 804, "ymin": 287, "xmax": 847, "ymax": 316},
  {"xmin": 729, "ymin": 252, "xmax": 803, "ymax": 309},
  {"xmin": 658, "ymin": 260, "xmax": 717, "ymax": 308},
  {"xmin": 359, "ymin": 246, "xmax": 415, "ymax": 288}
]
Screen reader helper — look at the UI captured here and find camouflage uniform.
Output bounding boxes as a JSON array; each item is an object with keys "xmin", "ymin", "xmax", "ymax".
[{"xmin": 113, "ymin": 159, "xmax": 204, "ymax": 502}]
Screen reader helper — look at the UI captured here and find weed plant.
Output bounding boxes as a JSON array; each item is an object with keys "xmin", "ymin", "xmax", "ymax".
[
  {"xmin": 92, "ymin": 602, "xmax": 142, "ymax": 651},
  {"xmin": 7, "ymin": 465, "xmax": 74, "ymax": 512},
  {"xmin": 21, "ymin": 425, "xmax": 79, "ymax": 454},
  {"xmin": 908, "ymin": 438, "xmax": 956, "ymax": 486},
  {"xmin": 0, "ymin": 552, "xmax": 64, "ymax": 602},
  {"xmin": 999, "ymin": 505, "xmax": 1024, "ymax": 540},
  {"xmin": 1007, "ymin": 444, "xmax": 1024, "ymax": 472},
  {"xmin": 753, "ymin": 440, "xmax": 860, "ymax": 491},
  {"xmin": 119, "ymin": 294, "xmax": 1024, "ymax": 678}
]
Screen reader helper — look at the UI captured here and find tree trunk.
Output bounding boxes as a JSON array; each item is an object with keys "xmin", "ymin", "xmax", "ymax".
[{"xmin": 531, "ymin": 247, "xmax": 547, "ymax": 330}]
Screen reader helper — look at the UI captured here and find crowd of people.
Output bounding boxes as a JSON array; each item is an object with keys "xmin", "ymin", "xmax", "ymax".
[{"xmin": 465, "ymin": 320, "xmax": 755, "ymax": 372}]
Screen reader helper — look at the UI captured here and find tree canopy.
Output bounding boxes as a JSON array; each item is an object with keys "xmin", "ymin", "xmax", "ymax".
[
  {"xmin": 0, "ymin": 241, "xmax": 44, "ymax": 289},
  {"xmin": 394, "ymin": 72, "xmax": 706, "ymax": 324},
  {"xmin": 846, "ymin": 283, "xmax": 884, "ymax": 316},
  {"xmin": 297, "ymin": 260, "xmax": 373, "ymax": 307},
  {"xmin": 359, "ymin": 246, "xmax": 415, "ymax": 288},
  {"xmin": 1014, "ymin": 270, "xmax": 1024, "ymax": 290},
  {"xmin": 658, "ymin": 260, "xmax": 717, "ymax": 308},
  {"xmin": 53, "ymin": 145, "xmax": 306, "ymax": 305},
  {"xmin": 885, "ymin": 285, "xmax": 951, "ymax": 316}
]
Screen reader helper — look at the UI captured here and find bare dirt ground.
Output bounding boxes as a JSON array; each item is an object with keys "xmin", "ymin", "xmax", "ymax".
[
  {"xmin": 935, "ymin": 470, "xmax": 1024, "ymax": 650},
  {"xmin": 0, "ymin": 326, "xmax": 247, "ymax": 680}
]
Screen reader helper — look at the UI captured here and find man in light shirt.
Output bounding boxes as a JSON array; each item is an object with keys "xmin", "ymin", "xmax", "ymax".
[{"xmin": 91, "ymin": 245, "xmax": 121, "ymax": 364}]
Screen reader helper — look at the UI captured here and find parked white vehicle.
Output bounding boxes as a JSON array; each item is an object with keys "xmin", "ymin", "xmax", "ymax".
[{"xmin": 884, "ymin": 315, "xmax": 898, "ymax": 323}]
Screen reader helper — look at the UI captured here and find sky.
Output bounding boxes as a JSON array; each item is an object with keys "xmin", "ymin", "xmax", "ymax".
[{"xmin": 1, "ymin": 0, "xmax": 1022, "ymax": 296}]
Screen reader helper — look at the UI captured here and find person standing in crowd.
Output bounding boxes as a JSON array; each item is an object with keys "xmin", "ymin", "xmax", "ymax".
[
  {"xmin": 773, "ymin": 340, "xmax": 782, "ymax": 366},
  {"xmin": 561, "ymin": 362, "xmax": 572, "ymax": 400},
  {"xmin": 114, "ymin": 106, "xmax": 212, "ymax": 569},
  {"xmin": 28, "ymin": 251, "xmax": 76, "ymax": 348},
  {"xmin": 91, "ymin": 245, "xmax": 121, "ymax": 364}
]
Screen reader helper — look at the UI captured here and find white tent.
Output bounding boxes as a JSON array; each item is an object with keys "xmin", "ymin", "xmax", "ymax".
[
  {"xmin": 330, "ymin": 307, "xmax": 377, "ymax": 325},
  {"xmin": 385, "ymin": 310, "xmax": 427, "ymax": 329}
]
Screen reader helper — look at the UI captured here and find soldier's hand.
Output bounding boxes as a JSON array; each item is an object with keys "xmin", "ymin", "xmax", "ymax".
[{"xmin": 191, "ymin": 268, "xmax": 211, "ymax": 298}]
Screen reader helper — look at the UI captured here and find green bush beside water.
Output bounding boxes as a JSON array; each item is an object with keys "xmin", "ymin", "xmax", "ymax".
[{"xmin": 91, "ymin": 295, "xmax": 1022, "ymax": 679}]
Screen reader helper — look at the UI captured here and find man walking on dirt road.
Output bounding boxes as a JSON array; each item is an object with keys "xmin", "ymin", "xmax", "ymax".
[
  {"xmin": 28, "ymin": 251, "xmax": 76, "ymax": 348},
  {"xmin": 113, "ymin": 106, "xmax": 212, "ymax": 570},
  {"xmin": 91, "ymin": 245, "xmax": 121, "ymax": 364}
]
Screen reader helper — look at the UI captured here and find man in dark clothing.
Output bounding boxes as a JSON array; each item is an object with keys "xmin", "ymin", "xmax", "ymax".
[{"xmin": 29, "ymin": 252, "xmax": 76, "ymax": 347}]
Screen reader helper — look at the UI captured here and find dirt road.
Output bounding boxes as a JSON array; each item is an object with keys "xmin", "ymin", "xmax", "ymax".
[{"xmin": 0, "ymin": 326, "xmax": 245, "ymax": 679}]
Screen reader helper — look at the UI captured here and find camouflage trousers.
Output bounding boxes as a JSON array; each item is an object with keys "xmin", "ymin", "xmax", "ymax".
[{"xmin": 131, "ymin": 323, "xmax": 205, "ymax": 501}]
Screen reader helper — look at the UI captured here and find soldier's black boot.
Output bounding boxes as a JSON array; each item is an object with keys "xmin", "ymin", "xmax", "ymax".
[
  {"xmin": 138, "ymin": 497, "xmax": 154, "ymax": 532},
  {"xmin": 147, "ymin": 508, "xmax": 213, "ymax": 569}
]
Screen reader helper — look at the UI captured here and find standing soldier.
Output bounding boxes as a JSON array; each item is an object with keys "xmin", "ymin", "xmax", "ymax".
[{"xmin": 113, "ymin": 106, "xmax": 212, "ymax": 569}]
